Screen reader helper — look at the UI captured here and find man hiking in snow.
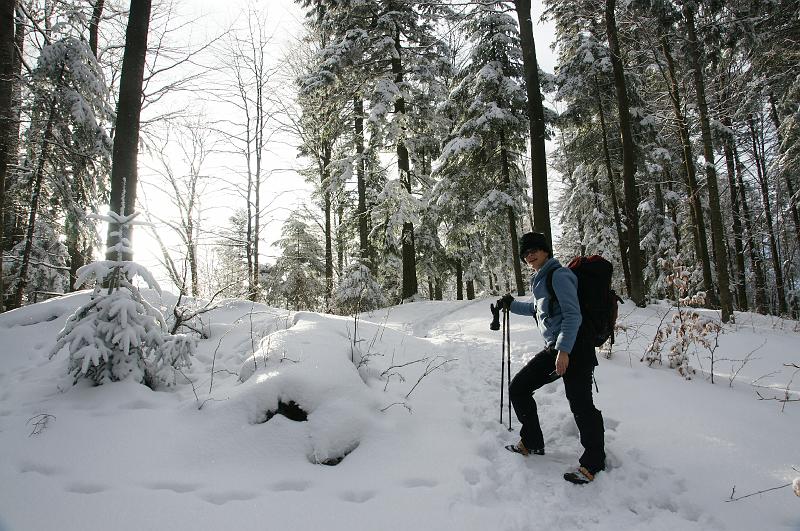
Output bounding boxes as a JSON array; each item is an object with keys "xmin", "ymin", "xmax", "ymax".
[{"xmin": 498, "ymin": 232, "xmax": 606, "ymax": 484}]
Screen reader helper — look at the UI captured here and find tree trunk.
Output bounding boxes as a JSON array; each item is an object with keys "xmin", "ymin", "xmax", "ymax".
[
  {"xmin": 722, "ymin": 129, "xmax": 748, "ymax": 310},
  {"xmin": 596, "ymin": 79, "xmax": 631, "ymax": 296},
  {"xmin": 605, "ymin": 0, "xmax": 644, "ymax": 306},
  {"xmin": 455, "ymin": 259, "xmax": 463, "ymax": 301},
  {"xmin": 748, "ymin": 114, "xmax": 787, "ymax": 315},
  {"xmin": 322, "ymin": 147, "xmax": 333, "ymax": 306},
  {"xmin": 105, "ymin": 0, "xmax": 152, "ymax": 262},
  {"xmin": 466, "ymin": 279, "xmax": 475, "ymax": 300},
  {"xmin": 15, "ymin": 65, "xmax": 63, "ymax": 307},
  {"xmin": 734, "ymin": 147, "xmax": 768, "ymax": 314},
  {"xmin": 769, "ymin": 94, "xmax": 800, "ymax": 250},
  {"xmin": 0, "ymin": 0, "xmax": 18, "ymax": 311},
  {"xmin": 354, "ymin": 97, "xmax": 370, "ymax": 268},
  {"xmin": 661, "ymin": 36, "xmax": 715, "ymax": 304},
  {"xmin": 89, "ymin": 0, "xmax": 105, "ymax": 58},
  {"xmin": 500, "ymin": 135, "xmax": 524, "ymax": 295},
  {"xmin": 683, "ymin": 6, "xmax": 733, "ymax": 322},
  {"xmin": 513, "ymin": 0, "xmax": 551, "ymax": 241},
  {"xmin": 392, "ymin": 25, "xmax": 417, "ymax": 300}
]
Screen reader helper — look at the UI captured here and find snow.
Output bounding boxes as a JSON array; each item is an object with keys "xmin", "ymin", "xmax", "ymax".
[{"xmin": 0, "ymin": 295, "xmax": 798, "ymax": 530}]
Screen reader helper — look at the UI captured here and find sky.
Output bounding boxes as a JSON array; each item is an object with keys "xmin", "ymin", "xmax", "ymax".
[
  {"xmin": 132, "ymin": 0, "xmax": 561, "ymax": 291},
  {"xmin": 1, "ymin": 293, "xmax": 798, "ymax": 530}
]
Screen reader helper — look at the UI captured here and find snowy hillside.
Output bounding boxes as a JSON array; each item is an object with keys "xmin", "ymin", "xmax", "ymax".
[{"xmin": 0, "ymin": 294, "xmax": 798, "ymax": 531}]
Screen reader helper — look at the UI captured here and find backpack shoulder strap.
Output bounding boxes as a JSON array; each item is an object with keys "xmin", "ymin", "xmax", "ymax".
[{"xmin": 546, "ymin": 268, "xmax": 557, "ymax": 316}]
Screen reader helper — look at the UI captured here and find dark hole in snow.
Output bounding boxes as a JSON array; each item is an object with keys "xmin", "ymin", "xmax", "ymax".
[
  {"xmin": 263, "ymin": 400, "xmax": 307, "ymax": 423},
  {"xmin": 312, "ymin": 443, "xmax": 359, "ymax": 466}
]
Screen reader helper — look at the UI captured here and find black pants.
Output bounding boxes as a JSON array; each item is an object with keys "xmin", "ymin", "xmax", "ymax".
[{"xmin": 509, "ymin": 343, "xmax": 606, "ymax": 473}]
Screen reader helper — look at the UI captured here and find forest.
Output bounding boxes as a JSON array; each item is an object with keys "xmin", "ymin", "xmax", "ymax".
[{"xmin": 0, "ymin": 0, "xmax": 798, "ymax": 323}]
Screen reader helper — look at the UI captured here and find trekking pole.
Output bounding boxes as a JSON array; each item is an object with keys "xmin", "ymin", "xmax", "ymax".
[
  {"xmin": 504, "ymin": 306, "xmax": 512, "ymax": 431},
  {"xmin": 500, "ymin": 306, "xmax": 506, "ymax": 425}
]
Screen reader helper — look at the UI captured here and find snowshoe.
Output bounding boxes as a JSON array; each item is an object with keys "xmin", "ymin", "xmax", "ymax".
[
  {"xmin": 563, "ymin": 466, "xmax": 596, "ymax": 485},
  {"xmin": 504, "ymin": 441, "xmax": 544, "ymax": 456}
]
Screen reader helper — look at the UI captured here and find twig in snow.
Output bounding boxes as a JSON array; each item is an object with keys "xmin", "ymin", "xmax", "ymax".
[
  {"xmin": 26, "ymin": 413, "xmax": 56, "ymax": 436},
  {"xmin": 380, "ymin": 401, "xmax": 412, "ymax": 413},
  {"xmin": 404, "ymin": 356, "xmax": 457, "ymax": 400},
  {"xmin": 726, "ymin": 482, "xmax": 793, "ymax": 502}
]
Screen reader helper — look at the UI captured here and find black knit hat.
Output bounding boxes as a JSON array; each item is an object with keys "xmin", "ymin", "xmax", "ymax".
[{"xmin": 519, "ymin": 232, "xmax": 551, "ymax": 261}]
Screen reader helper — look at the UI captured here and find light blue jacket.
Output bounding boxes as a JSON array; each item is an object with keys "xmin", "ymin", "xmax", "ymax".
[{"xmin": 509, "ymin": 257, "xmax": 582, "ymax": 354}]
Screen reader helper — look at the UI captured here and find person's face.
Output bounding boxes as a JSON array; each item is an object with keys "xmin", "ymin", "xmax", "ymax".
[{"xmin": 523, "ymin": 248, "xmax": 548, "ymax": 270}]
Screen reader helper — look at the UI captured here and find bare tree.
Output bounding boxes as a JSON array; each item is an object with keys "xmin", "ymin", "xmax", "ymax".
[
  {"xmin": 210, "ymin": 7, "xmax": 278, "ymax": 301},
  {"xmin": 141, "ymin": 117, "xmax": 216, "ymax": 296}
]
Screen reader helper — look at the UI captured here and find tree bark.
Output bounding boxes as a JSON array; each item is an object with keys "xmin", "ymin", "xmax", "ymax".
[
  {"xmin": 455, "ymin": 259, "xmax": 463, "ymax": 300},
  {"xmin": 392, "ymin": 24, "xmax": 417, "ymax": 300},
  {"xmin": 14, "ymin": 65, "xmax": 63, "ymax": 307},
  {"xmin": 105, "ymin": 0, "xmax": 152, "ymax": 262},
  {"xmin": 0, "ymin": 0, "xmax": 18, "ymax": 311},
  {"xmin": 734, "ymin": 146, "xmax": 768, "ymax": 314},
  {"xmin": 89, "ymin": 0, "xmax": 105, "ymax": 58},
  {"xmin": 500, "ymin": 134, "xmax": 524, "ymax": 295},
  {"xmin": 596, "ymin": 79, "xmax": 631, "ymax": 296},
  {"xmin": 768, "ymin": 94, "xmax": 800, "ymax": 251},
  {"xmin": 683, "ymin": 7, "xmax": 733, "ymax": 322},
  {"xmin": 748, "ymin": 114, "xmax": 787, "ymax": 315},
  {"xmin": 605, "ymin": 0, "xmax": 644, "ymax": 306},
  {"xmin": 354, "ymin": 97, "xmax": 370, "ymax": 269},
  {"xmin": 513, "ymin": 0, "xmax": 551, "ymax": 241},
  {"xmin": 661, "ymin": 36, "xmax": 714, "ymax": 304},
  {"xmin": 322, "ymin": 146, "xmax": 333, "ymax": 306},
  {"xmin": 721, "ymin": 126, "xmax": 748, "ymax": 311}
]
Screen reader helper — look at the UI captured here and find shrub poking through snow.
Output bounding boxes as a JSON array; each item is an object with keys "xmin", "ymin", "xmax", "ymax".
[
  {"xmin": 794, "ymin": 477, "xmax": 800, "ymax": 497},
  {"xmin": 643, "ymin": 256, "xmax": 723, "ymax": 379},
  {"xmin": 49, "ymin": 212, "xmax": 196, "ymax": 388}
]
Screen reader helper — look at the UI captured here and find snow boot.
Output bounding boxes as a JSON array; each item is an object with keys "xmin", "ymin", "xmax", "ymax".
[
  {"xmin": 563, "ymin": 466, "xmax": 596, "ymax": 485},
  {"xmin": 504, "ymin": 440, "xmax": 544, "ymax": 456}
]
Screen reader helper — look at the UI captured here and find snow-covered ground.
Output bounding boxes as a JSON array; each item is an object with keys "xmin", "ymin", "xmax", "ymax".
[{"xmin": 0, "ymin": 294, "xmax": 798, "ymax": 530}]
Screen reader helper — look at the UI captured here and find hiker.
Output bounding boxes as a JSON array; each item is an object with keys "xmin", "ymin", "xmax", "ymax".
[{"xmin": 498, "ymin": 232, "xmax": 606, "ymax": 484}]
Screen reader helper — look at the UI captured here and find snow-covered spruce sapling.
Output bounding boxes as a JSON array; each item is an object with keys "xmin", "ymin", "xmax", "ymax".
[{"xmin": 49, "ymin": 212, "xmax": 196, "ymax": 388}]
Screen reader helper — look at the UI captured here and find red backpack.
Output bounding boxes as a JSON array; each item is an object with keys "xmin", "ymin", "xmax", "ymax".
[{"xmin": 546, "ymin": 255, "xmax": 623, "ymax": 347}]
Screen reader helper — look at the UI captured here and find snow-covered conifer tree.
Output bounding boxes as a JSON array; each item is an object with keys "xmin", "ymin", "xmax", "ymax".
[
  {"xmin": 434, "ymin": 5, "xmax": 530, "ymax": 295},
  {"xmin": 50, "ymin": 212, "xmax": 195, "ymax": 388},
  {"xmin": 267, "ymin": 215, "xmax": 326, "ymax": 311},
  {"xmin": 331, "ymin": 262, "xmax": 385, "ymax": 315}
]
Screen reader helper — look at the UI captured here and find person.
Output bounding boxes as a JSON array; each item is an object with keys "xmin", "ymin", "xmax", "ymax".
[{"xmin": 498, "ymin": 232, "xmax": 606, "ymax": 484}]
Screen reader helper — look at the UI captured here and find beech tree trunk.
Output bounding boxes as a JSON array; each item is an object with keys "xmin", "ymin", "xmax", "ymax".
[
  {"xmin": 605, "ymin": 0, "xmax": 644, "ymax": 306},
  {"xmin": 105, "ymin": 0, "xmax": 152, "ymax": 262},
  {"xmin": 513, "ymin": 0, "xmax": 551, "ymax": 241}
]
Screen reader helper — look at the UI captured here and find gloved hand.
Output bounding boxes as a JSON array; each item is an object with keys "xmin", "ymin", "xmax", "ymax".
[{"xmin": 497, "ymin": 293, "xmax": 514, "ymax": 309}]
